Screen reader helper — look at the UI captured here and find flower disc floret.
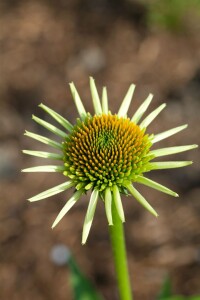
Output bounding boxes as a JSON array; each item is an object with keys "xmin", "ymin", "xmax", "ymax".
[{"xmin": 63, "ymin": 114, "xmax": 152, "ymax": 193}]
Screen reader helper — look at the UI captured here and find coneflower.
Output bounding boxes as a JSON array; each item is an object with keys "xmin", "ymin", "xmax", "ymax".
[{"xmin": 22, "ymin": 77, "xmax": 197, "ymax": 244}]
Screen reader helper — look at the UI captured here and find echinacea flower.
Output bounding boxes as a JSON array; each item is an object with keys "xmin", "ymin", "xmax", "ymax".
[{"xmin": 22, "ymin": 77, "xmax": 197, "ymax": 244}]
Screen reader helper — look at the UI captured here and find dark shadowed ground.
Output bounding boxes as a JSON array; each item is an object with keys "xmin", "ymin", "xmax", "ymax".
[{"xmin": 0, "ymin": 1, "xmax": 200, "ymax": 299}]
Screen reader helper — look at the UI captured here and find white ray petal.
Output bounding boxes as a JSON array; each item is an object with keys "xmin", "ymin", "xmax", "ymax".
[
  {"xmin": 105, "ymin": 188, "xmax": 113, "ymax": 225},
  {"xmin": 52, "ymin": 189, "xmax": 83, "ymax": 228},
  {"xmin": 149, "ymin": 161, "xmax": 193, "ymax": 170},
  {"xmin": 152, "ymin": 124, "xmax": 188, "ymax": 144},
  {"xmin": 22, "ymin": 150, "xmax": 63, "ymax": 160},
  {"xmin": 24, "ymin": 131, "xmax": 63, "ymax": 150},
  {"xmin": 140, "ymin": 103, "xmax": 166, "ymax": 129},
  {"xmin": 125, "ymin": 183, "xmax": 158, "ymax": 217},
  {"xmin": 69, "ymin": 82, "xmax": 87, "ymax": 120},
  {"xmin": 89, "ymin": 77, "xmax": 102, "ymax": 115},
  {"xmin": 102, "ymin": 87, "xmax": 108, "ymax": 114},
  {"xmin": 28, "ymin": 181, "xmax": 74, "ymax": 202},
  {"xmin": 150, "ymin": 144, "xmax": 198, "ymax": 157},
  {"xmin": 131, "ymin": 93, "xmax": 153, "ymax": 124},
  {"xmin": 22, "ymin": 165, "xmax": 65, "ymax": 172},
  {"xmin": 118, "ymin": 84, "xmax": 135, "ymax": 117},
  {"xmin": 136, "ymin": 175, "xmax": 178, "ymax": 197},
  {"xmin": 39, "ymin": 103, "xmax": 73, "ymax": 132},
  {"xmin": 113, "ymin": 185, "xmax": 125, "ymax": 222},
  {"xmin": 82, "ymin": 189, "xmax": 99, "ymax": 244},
  {"xmin": 32, "ymin": 115, "xmax": 68, "ymax": 139}
]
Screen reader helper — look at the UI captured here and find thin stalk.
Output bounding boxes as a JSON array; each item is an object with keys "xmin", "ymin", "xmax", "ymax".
[{"xmin": 109, "ymin": 202, "xmax": 133, "ymax": 300}]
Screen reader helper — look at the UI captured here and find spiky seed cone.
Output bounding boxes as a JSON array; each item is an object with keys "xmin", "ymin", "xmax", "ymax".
[{"xmin": 63, "ymin": 114, "xmax": 153, "ymax": 193}]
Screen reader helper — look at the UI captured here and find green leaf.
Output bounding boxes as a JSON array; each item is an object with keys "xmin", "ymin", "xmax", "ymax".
[
  {"xmin": 160, "ymin": 297, "xmax": 200, "ymax": 300},
  {"xmin": 157, "ymin": 276, "xmax": 172, "ymax": 300},
  {"xmin": 156, "ymin": 276, "xmax": 200, "ymax": 300},
  {"xmin": 162, "ymin": 297, "xmax": 185, "ymax": 300},
  {"xmin": 68, "ymin": 255, "xmax": 104, "ymax": 300}
]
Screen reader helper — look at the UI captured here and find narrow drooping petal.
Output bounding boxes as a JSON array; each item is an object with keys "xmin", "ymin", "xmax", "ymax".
[
  {"xmin": 136, "ymin": 175, "xmax": 178, "ymax": 197},
  {"xmin": 150, "ymin": 144, "xmax": 198, "ymax": 157},
  {"xmin": 28, "ymin": 181, "xmax": 74, "ymax": 202},
  {"xmin": 118, "ymin": 84, "xmax": 135, "ymax": 117},
  {"xmin": 23, "ymin": 150, "xmax": 63, "ymax": 160},
  {"xmin": 24, "ymin": 131, "xmax": 63, "ymax": 150},
  {"xmin": 113, "ymin": 185, "xmax": 125, "ymax": 222},
  {"xmin": 32, "ymin": 115, "xmax": 68, "ymax": 138},
  {"xmin": 126, "ymin": 183, "xmax": 158, "ymax": 217},
  {"xmin": 69, "ymin": 82, "xmax": 87, "ymax": 120},
  {"xmin": 52, "ymin": 189, "xmax": 84, "ymax": 228},
  {"xmin": 102, "ymin": 87, "xmax": 108, "ymax": 114},
  {"xmin": 105, "ymin": 188, "xmax": 113, "ymax": 225},
  {"xmin": 131, "ymin": 93, "xmax": 153, "ymax": 124},
  {"xmin": 140, "ymin": 103, "xmax": 166, "ymax": 129},
  {"xmin": 89, "ymin": 77, "xmax": 102, "ymax": 115},
  {"xmin": 82, "ymin": 189, "xmax": 99, "ymax": 244},
  {"xmin": 22, "ymin": 165, "xmax": 65, "ymax": 172},
  {"xmin": 152, "ymin": 124, "xmax": 188, "ymax": 144},
  {"xmin": 149, "ymin": 161, "xmax": 193, "ymax": 170},
  {"xmin": 39, "ymin": 103, "xmax": 73, "ymax": 132}
]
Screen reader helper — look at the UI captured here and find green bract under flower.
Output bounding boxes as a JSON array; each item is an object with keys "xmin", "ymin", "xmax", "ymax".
[{"xmin": 22, "ymin": 77, "xmax": 197, "ymax": 244}]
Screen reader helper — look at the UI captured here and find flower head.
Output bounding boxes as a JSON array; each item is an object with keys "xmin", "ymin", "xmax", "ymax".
[{"xmin": 22, "ymin": 77, "xmax": 197, "ymax": 244}]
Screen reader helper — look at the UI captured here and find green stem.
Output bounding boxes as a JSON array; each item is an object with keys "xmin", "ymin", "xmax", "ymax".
[{"xmin": 109, "ymin": 202, "xmax": 133, "ymax": 300}]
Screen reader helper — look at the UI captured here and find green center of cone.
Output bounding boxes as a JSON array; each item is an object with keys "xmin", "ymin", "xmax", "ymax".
[{"xmin": 63, "ymin": 114, "xmax": 152, "ymax": 192}]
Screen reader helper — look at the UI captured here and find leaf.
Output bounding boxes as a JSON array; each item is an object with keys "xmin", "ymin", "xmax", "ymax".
[
  {"xmin": 156, "ymin": 276, "xmax": 200, "ymax": 300},
  {"xmin": 68, "ymin": 255, "xmax": 104, "ymax": 300},
  {"xmin": 162, "ymin": 297, "xmax": 186, "ymax": 300},
  {"xmin": 157, "ymin": 276, "xmax": 172, "ymax": 300},
  {"xmin": 161, "ymin": 297, "xmax": 200, "ymax": 300}
]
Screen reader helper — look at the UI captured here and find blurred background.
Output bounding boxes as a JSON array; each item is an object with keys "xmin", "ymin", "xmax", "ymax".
[{"xmin": 0, "ymin": 0, "xmax": 200, "ymax": 299}]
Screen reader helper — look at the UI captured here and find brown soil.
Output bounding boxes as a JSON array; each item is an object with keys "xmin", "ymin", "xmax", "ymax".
[{"xmin": 0, "ymin": 1, "xmax": 200, "ymax": 299}]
